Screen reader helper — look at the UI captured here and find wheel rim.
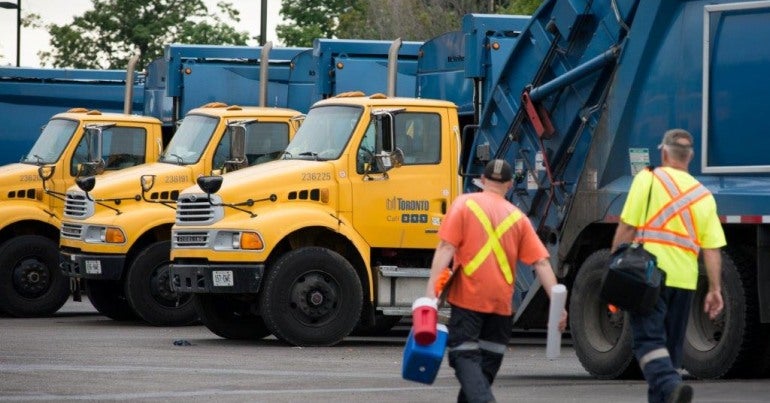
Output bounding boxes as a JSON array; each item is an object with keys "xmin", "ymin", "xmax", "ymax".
[
  {"xmin": 582, "ymin": 281, "xmax": 625, "ymax": 353},
  {"xmin": 686, "ymin": 275, "xmax": 724, "ymax": 352},
  {"xmin": 12, "ymin": 257, "xmax": 51, "ymax": 298},
  {"xmin": 150, "ymin": 263, "xmax": 191, "ymax": 308},
  {"xmin": 288, "ymin": 270, "xmax": 340, "ymax": 326}
]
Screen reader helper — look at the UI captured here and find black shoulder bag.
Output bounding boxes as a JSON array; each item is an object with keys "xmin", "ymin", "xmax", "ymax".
[{"xmin": 600, "ymin": 167, "xmax": 665, "ymax": 315}]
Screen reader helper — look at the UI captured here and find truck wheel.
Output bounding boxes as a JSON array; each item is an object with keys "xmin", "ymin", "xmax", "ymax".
[
  {"xmin": 0, "ymin": 235, "xmax": 69, "ymax": 317},
  {"xmin": 125, "ymin": 241, "xmax": 197, "ymax": 326},
  {"xmin": 194, "ymin": 294, "xmax": 271, "ymax": 340},
  {"xmin": 260, "ymin": 247, "xmax": 363, "ymax": 346},
  {"xmin": 569, "ymin": 249, "xmax": 641, "ymax": 379},
  {"xmin": 85, "ymin": 279, "xmax": 137, "ymax": 321},
  {"xmin": 683, "ymin": 251, "xmax": 763, "ymax": 378}
]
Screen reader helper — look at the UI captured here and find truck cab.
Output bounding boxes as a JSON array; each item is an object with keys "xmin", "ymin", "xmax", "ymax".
[
  {"xmin": 0, "ymin": 108, "xmax": 163, "ymax": 317},
  {"xmin": 59, "ymin": 103, "xmax": 302, "ymax": 325},
  {"xmin": 169, "ymin": 93, "xmax": 459, "ymax": 345}
]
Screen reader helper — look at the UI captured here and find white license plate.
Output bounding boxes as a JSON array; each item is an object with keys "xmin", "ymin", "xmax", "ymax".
[
  {"xmin": 84, "ymin": 260, "xmax": 102, "ymax": 275},
  {"xmin": 212, "ymin": 270, "xmax": 234, "ymax": 287}
]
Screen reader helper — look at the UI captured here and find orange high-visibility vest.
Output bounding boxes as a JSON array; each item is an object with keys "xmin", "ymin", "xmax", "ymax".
[{"xmin": 463, "ymin": 199, "xmax": 522, "ymax": 284}]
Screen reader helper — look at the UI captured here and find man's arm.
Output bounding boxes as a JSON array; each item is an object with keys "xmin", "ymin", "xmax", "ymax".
[
  {"xmin": 532, "ymin": 258, "xmax": 567, "ymax": 332},
  {"xmin": 611, "ymin": 221, "xmax": 637, "ymax": 253},
  {"xmin": 702, "ymin": 248, "xmax": 723, "ymax": 320},
  {"xmin": 425, "ymin": 240, "xmax": 456, "ymax": 298}
]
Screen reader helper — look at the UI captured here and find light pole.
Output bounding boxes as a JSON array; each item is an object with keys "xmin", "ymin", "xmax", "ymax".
[{"xmin": 0, "ymin": 0, "xmax": 20, "ymax": 67}]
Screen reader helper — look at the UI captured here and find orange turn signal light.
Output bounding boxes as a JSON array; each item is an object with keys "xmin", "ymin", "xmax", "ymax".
[
  {"xmin": 105, "ymin": 227, "xmax": 126, "ymax": 243},
  {"xmin": 240, "ymin": 232, "xmax": 264, "ymax": 250}
]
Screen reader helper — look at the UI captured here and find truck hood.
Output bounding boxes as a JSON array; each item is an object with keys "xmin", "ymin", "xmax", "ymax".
[
  {"xmin": 184, "ymin": 159, "xmax": 337, "ymax": 207},
  {"xmin": 74, "ymin": 162, "xmax": 195, "ymax": 200},
  {"xmin": 0, "ymin": 163, "xmax": 45, "ymax": 202}
]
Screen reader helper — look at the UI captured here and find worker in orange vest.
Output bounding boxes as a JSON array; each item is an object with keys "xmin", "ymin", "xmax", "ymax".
[{"xmin": 426, "ymin": 159, "xmax": 567, "ymax": 403}]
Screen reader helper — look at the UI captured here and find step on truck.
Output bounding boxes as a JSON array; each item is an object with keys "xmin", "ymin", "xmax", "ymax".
[{"xmin": 59, "ymin": 102, "xmax": 303, "ymax": 326}]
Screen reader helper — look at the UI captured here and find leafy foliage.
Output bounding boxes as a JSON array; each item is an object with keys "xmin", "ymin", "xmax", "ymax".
[
  {"xmin": 40, "ymin": 0, "xmax": 251, "ymax": 69},
  {"xmin": 276, "ymin": 0, "xmax": 351, "ymax": 47},
  {"xmin": 280, "ymin": 0, "xmax": 543, "ymax": 45}
]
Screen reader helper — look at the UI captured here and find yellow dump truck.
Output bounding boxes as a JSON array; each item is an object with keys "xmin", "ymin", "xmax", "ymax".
[
  {"xmin": 0, "ymin": 108, "xmax": 165, "ymax": 317},
  {"xmin": 59, "ymin": 103, "xmax": 302, "ymax": 325},
  {"xmin": 169, "ymin": 93, "xmax": 459, "ymax": 344}
]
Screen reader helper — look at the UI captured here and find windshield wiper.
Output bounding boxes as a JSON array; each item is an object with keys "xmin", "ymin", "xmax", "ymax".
[
  {"xmin": 164, "ymin": 153, "xmax": 184, "ymax": 164},
  {"xmin": 297, "ymin": 151, "xmax": 319, "ymax": 160}
]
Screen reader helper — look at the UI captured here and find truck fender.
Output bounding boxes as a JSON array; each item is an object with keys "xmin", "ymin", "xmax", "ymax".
[
  {"xmin": 0, "ymin": 204, "xmax": 60, "ymax": 230},
  {"xmin": 260, "ymin": 205, "xmax": 373, "ymax": 300}
]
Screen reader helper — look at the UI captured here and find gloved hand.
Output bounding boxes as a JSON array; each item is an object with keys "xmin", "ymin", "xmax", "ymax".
[{"xmin": 434, "ymin": 267, "xmax": 454, "ymax": 297}]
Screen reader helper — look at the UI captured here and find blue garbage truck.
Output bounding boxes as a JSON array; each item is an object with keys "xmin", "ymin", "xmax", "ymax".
[{"xmin": 458, "ymin": 0, "xmax": 770, "ymax": 380}]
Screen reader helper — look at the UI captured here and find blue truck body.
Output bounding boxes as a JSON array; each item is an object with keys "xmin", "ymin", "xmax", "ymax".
[
  {"xmin": 456, "ymin": 0, "xmax": 770, "ymax": 379},
  {"xmin": 0, "ymin": 67, "xmax": 145, "ymax": 165}
]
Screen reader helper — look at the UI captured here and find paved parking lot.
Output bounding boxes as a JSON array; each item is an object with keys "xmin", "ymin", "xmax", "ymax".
[{"xmin": 1, "ymin": 299, "xmax": 768, "ymax": 402}]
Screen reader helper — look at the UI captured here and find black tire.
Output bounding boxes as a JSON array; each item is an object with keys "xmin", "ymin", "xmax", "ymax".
[
  {"xmin": 0, "ymin": 235, "xmax": 70, "ymax": 317},
  {"xmin": 260, "ymin": 247, "xmax": 363, "ymax": 346},
  {"xmin": 683, "ymin": 251, "xmax": 763, "ymax": 379},
  {"xmin": 569, "ymin": 249, "xmax": 641, "ymax": 379},
  {"xmin": 85, "ymin": 279, "xmax": 137, "ymax": 321},
  {"xmin": 194, "ymin": 294, "xmax": 271, "ymax": 340},
  {"xmin": 124, "ymin": 241, "xmax": 197, "ymax": 326}
]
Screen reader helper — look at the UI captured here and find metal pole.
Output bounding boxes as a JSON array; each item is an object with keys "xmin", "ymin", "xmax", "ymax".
[
  {"xmin": 15, "ymin": 0, "xmax": 20, "ymax": 66},
  {"xmin": 260, "ymin": 0, "xmax": 267, "ymax": 46}
]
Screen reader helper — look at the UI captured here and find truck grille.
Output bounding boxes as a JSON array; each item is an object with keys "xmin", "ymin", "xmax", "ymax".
[
  {"xmin": 173, "ymin": 231, "xmax": 210, "ymax": 248},
  {"xmin": 64, "ymin": 191, "xmax": 94, "ymax": 219},
  {"xmin": 61, "ymin": 222, "xmax": 84, "ymax": 239},
  {"xmin": 175, "ymin": 193, "xmax": 223, "ymax": 225}
]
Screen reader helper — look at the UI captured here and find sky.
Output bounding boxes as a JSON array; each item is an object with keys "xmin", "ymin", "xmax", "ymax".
[{"xmin": 0, "ymin": 0, "xmax": 284, "ymax": 67}]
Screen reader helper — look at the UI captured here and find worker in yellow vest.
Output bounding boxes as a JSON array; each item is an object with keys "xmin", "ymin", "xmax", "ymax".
[
  {"xmin": 426, "ymin": 159, "xmax": 567, "ymax": 403},
  {"xmin": 611, "ymin": 129, "xmax": 726, "ymax": 403}
]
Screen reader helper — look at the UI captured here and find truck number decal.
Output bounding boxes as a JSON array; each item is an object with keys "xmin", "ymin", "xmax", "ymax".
[
  {"xmin": 301, "ymin": 172, "xmax": 331, "ymax": 181},
  {"xmin": 164, "ymin": 175, "xmax": 188, "ymax": 183},
  {"xmin": 19, "ymin": 175, "xmax": 38, "ymax": 182}
]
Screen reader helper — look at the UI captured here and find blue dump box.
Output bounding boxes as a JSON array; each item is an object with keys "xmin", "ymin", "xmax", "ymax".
[{"xmin": 402, "ymin": 324, "xmax": 448, "ymax": 384}]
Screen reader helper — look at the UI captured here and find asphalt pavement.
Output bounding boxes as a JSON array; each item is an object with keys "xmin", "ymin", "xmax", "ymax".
[{"xmin": 0, "ymin": 299, "xmax": 768, "ymax": 402}]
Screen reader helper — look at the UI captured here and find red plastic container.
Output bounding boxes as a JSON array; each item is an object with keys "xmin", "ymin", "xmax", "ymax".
[{"xmin": 411, "ymin": 297, "xmax": 438, "ymax": 345}]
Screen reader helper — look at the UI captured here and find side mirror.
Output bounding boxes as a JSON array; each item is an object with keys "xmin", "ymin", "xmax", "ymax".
[
  {"xmin": 197, "ymin": 176, "xmax": 223, "ymax": 194},
  {"xmin": 224, "ymin": 124, "xmax": 249, "ymax": 172},
  {"xmin": 76, "ymin": 176, "xmax": 96, "ymax": 192},
  {"xmin": 140, "ymin": 175, "xmax": 156, "ymax": 193}
]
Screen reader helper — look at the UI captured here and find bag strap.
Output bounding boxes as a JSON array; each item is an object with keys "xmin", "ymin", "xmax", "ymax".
[{"xmin": 639, "ymin": 166, "xmax": 655, "ymax": 241}]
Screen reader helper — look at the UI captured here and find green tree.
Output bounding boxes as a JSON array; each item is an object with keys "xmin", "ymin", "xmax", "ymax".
[
  {"xmin": 40, "ymin": 0, "xmax": 251, "ymax": 70},
  {"xmin": 501, "ymin": 0, "xmax": 542, "ymax": 14},
  {"xmin": 276, "ymin": 0, "xmax": 352, "ymax": 47}
]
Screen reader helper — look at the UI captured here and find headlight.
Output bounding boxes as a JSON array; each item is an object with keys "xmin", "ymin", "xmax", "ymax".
[
  {"xmin": 213, "ymin": 231, "xmax": 264, "ymax": 251},
  {"xmin": 84, "ymin": 226, "xmax": 126, "ymax": 243}
]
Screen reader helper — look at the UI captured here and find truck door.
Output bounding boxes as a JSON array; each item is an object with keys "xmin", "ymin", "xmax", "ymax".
[{"xmin": 349, "ymin": 111, "xmax": 451, "ymax": 249}]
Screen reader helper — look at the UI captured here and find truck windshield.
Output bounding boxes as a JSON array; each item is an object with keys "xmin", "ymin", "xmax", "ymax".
[
  {"xmin": 284, "ymin": 105, "xmax": 362, "ymax": 160},
  {"xmin": 21, "ymin": 119, "xmax": 79, "ymax": 164},
  {"xmin": 160, "ymin": 114, "xmax": 219, "ymax": 164}
]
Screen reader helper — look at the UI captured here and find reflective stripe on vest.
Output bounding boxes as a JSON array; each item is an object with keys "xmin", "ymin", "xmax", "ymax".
[
  {"xmin": 636, "ymin": 169, "xmax": 709, "ymax": 255},
  {"xmin": 463, "ymin": 199, "xmax": 522, "ymax": 284}
]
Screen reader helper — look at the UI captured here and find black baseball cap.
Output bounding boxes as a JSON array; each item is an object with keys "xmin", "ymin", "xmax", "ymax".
[{"xmin": 483, "ymin": 159, "xmax": 513, "ymax": 183}]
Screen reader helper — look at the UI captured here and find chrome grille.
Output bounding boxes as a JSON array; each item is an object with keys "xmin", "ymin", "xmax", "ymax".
[
  {"xmin": 61, "ymin": 222, "xmax": 84, "ymax": 239},
  {"xmin": 63, "ymin": 191, "xmax": 94, "ymax": 219},
  {"xmin": 173, "ymin": 231, "xmax": 210, "ymax": 248},
  {"xmin": 175, "ymin": 193, "xmax": 223, "ymax": 225}
]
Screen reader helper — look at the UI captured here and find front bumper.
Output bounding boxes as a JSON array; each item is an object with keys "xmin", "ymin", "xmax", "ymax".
[
  {"xmin": 170, "ymin": 263, "xmax": 264, "ymax": 294},
  {"xmin": 60, "ymin": 249, "xmax": 125, "ymax": 280}
]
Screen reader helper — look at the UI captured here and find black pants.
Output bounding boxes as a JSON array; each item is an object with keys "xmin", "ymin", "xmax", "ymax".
[{"xmin": 447, "ymin": 305, "xmax": 513, "ymax": 403}]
